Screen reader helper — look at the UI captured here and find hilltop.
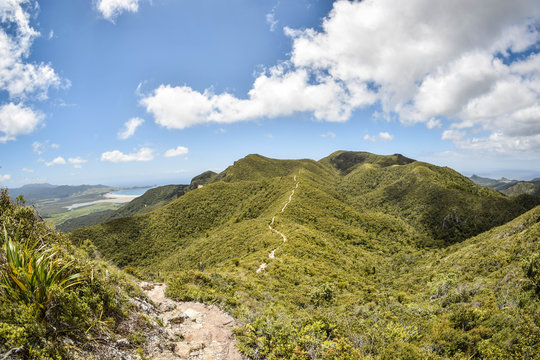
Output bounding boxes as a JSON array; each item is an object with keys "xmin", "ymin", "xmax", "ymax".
[{"xmin": 69, "ymin": 151, "xmax": 540, "ymax": 359}]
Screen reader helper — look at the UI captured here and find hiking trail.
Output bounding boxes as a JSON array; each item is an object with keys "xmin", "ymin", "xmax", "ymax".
[
  {"xmin": 257, "ymin": 175, "xmax": 299, "ymax": 273},
  {"xmin": 139, "ymin": 282, "xmax": 244, "ymax": 360}
]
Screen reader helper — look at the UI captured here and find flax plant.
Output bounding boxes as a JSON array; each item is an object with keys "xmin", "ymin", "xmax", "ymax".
[{"xmin": 0, "ymin": 227, "xmax": 81, "ymax": 311}]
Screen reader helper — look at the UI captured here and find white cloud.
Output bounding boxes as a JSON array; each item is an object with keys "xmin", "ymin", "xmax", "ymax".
[
  {"xmin": 32, "ymin": 140, "xmax": 59, "ymax": 154},
  {"xmin": 378, "ymin": 132, "xmax": 394, "ymax": 142},
  {"xmin": 22, "ymin": 167, "xmax": 33, "ymax": 173},
  {"xmin": 68, "ymin": 157, "xmax": 87, "ymax": 169},
  {"xmin": 101, "ymin": 147, "xmax": 154, "ymax": 162},
  {"xmin": 363, "ymin": 132, "xmax": 394, "ymax": 142},
  {"xmin": 0, "ymin": 0, "xmax": 65, "ymax": 100},
  {"xmin": 141, "ymin": 0, "xmax": 540, "ymax": 154},
  {"xmin": 96, "ymin": 0, "xmax": 139, "ymax": 21},
  {"xmin": 45, "ymin": 156, "xmax": 66, "ymax": 166},
  {"xmin": 141, "ymin": 69, "xmax": 374, "ymax": 129},
  {"xmin": 0, "ymin": 174, "xmax": 11, "ymax": 183},
  {"xmin": 266, "ymin": 11, "xmax": 278, "ymax": 32},
  {"xmin": 164, "ymin": 146, "xmax": 189, "ymax": 158},
  {"xmin": 321, "ymin": 131, "xmax": 336, "ymax": 138},
  {"xmin": 363, "ymin": 134, "xmax": 376, "ymax": 142},
  {"xmin": 0, "ymin": 103, "xmax": 43, "ymax": 142},
  {"xmin": 118, "ymin": 117, "xmax": 144, "ymax": 139}
]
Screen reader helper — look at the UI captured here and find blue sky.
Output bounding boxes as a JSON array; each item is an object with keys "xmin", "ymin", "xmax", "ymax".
[{"xmin": 1, "ymin": 0, "xmax": 539, "ymax": 187}]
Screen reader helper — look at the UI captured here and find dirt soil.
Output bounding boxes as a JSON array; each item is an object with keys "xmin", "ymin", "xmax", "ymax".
[{"xmin": 140, "ymin": 282, "xmax": 245, "ymax": 360}]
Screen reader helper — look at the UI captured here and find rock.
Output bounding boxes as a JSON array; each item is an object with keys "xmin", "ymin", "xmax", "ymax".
[
  {"xmin": 169, "ymin": 313, "xmax": 189, "ymax": 324},
  {"xmin": 116, "ymin": 338, "xmax": 130, "ymax": 349},
  {"xmin": 161, "ymin": 302, "xmax": 176, "ymax": 312},
  {"xmin": 184, "ymin": 308, "xmax": 203, "ymax": 320}
]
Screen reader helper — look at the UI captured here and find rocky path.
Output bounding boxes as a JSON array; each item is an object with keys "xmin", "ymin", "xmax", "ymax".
[
  {"xmin": 257, "ymin": 175, "xmax": 299, "ymax": 273},
  {"xmin": 140, "ymin": 282, "xmax": 244, "ymax": 360}
]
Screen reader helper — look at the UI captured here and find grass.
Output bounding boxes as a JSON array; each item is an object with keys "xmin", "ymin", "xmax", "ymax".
[{"xmin": 46, "ymin": 202, "xmax": 123, "ymax": 227}]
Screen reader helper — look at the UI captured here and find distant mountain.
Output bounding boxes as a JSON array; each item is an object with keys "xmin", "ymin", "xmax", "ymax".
[
  {"xmin": 8, "ymin": 183, "xmax": 116, "ymax": 201},
  {"xmin": 470, "ymin": 174, "xmax": 540, "ymax": 196}
]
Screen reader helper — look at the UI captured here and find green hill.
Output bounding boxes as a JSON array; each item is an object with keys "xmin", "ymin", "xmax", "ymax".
[
  {"xmin": 69, "ymin": 151, "xmax": 540, "ymax": 359},
  {"xmin": 470, "ymin": 175, "xmax": 540, "ymax": 197}
]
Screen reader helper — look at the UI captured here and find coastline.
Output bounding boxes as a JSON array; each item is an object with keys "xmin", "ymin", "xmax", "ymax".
[{"xmin": 64, "ymin": 192, "xmax": 139, "ymax": 210}]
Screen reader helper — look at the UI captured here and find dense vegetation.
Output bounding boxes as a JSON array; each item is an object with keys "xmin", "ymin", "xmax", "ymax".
[
  {"xmin": 0, "ymin": 189, "xmax": 145, "ymax": 359},
  {"xmin": 70, "ymin": 151, "xmax": 540, "ymax": 359}
]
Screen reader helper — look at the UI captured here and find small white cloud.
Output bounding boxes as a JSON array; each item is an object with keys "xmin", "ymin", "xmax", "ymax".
[
  {"xmin": 378, "ymin": 132, "xmax": 394, "ymax": 142},
  {"xmin": 118, "ymin": 117, "xmax": 144, "ymax": 140},
  {"xmin": 32, "ymin": 140, "xmax": 60, "ymax": 154},
  {"xmin": 164, "ymin": 146, "xmax": 189, "ymax": 158},
  {"xmin": 215, "ymin": 128, "xmax": 226, "ymax": 134},
  {"xmin": 363, "ymin": 132, "xmax": 394, "ymax": 142},
  {"xmin": 22, "ymin": 168, "xmax": 34, "ymax": 173},
  {"xmin": 265, "ymin": 133, "xmax": 273, "ymax": 139},
  {"xmin": 363, "ymin": 134, "xmax": 376, "ymax": 142},
  {"xmin": 0, "ymin": 174, "xmax": 11, "ymax": 183},
  {"xmin": 266, "ymin": 11, "xmax": 278, "ymax": 32},
  {"xmin": 0, "ymin": 104, "xmax": 43, "ymax": 143},
  {"xmin": 321, "ymin": 131, "xmax": 336, "ymax": 138},
  {"xmin": 45, "ymin": 156, "xmax": 66, "ymax": 166},
  {"xmin": 68, "ymin": 157, "xmax": 87, "ymax": 169},
  {"xmin": 48, "ymin": 30, "xmax": 54, "ymax": 40},
  {"xmin": 33, "ymin": 141, "xmax": 45, "ymax": 154},
  {"xmin": 96, "ymin": 0, "xmax": 139, "ymax": 21},
  {"xmin": 426, "ymin": 118, "xmax": 442, "ymax": 129},
  {"xmin": 101, "ymin": 147, "xmax": 154, "ymax": 162}
]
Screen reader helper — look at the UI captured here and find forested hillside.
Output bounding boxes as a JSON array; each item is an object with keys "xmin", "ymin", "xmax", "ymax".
[{"xmin": 69, "ymin": 151, "xmax": 540, "ymax": 359}]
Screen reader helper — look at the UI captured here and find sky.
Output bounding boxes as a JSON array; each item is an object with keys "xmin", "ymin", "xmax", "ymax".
[{"xmin": 0, "ymin": 0, "xmax": 539, "ymax": 187}]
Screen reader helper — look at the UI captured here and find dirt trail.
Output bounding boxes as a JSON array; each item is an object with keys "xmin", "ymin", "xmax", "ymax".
[
  {"xmin": 140, "ymin": 282, "xmax": 245, "ymax": 360},
  {"xmin": 257, "ymin": 175, "xmax": 299, "ymax": 273}
]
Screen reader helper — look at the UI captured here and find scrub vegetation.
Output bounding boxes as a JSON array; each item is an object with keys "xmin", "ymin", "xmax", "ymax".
[{"xmin": 69, "ymin": 151, "xmax": 540, "ymax": 359}]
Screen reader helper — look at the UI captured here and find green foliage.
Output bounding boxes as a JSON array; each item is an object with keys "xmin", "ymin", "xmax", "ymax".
[
  {"xmin": 66, "ymin": 152, "xmax": 540, "ymax": 359},
  {"xmin": 1, "ymin": 228, "xmax": 81, "ymax": 311},
  {"xmin": 523, "ymin": 253, "xmax": 540, "ymax": 295},
  {"xmin": 0, "ymin": 188, "xmax": 140, "ymax": 359}
]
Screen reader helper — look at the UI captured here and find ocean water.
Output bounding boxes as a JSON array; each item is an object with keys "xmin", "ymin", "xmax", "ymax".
[{"xmin": 112, "ymin": 187, "xmax": 154, "ymax": 196}]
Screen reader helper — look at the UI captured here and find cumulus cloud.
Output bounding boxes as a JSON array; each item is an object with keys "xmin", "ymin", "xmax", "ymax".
[
  {"xmin": 118, "ymin": 117, "xmax": 144, "ymax": 139},
  {"xmin": 364, "ymin": 132, "xmax": 394, "ymax": 142},
  {"xmin": 0, "ymin": 0, "xmax": 65, "ymax": 100},
  {"xmin": 164, "ymin": 146, "xmax": 189, "ymax": 158},
  {"xmin": 141, "ymin": 0, "xmax": 540, "ymax": 154},
  {"xmin": 141, "ymin": 69, "xmax": 374, "ymax": 129},
  {"xmin": 0, "ymin": 174, "xmax": 11, "ymax": 183},
  {"xmin": 96, "ymin": 0, "xmax": 139, "ymax": 21},
  {"xmin": 45, "ymin": 156, "xmax": 66, "ymax": 166},
  {"xmin": 101, "ymin": 147, "xmax": 154, "ymax": 162},
  {"xmin": 22, "ymin": 167, "xmax": 33, "ymax": 173},
  {"xmin": 0, "ymin": 103, "xmax": 43, "ymax": 142},
  {"xmin": 68, "ymin": 157, "xmax": 87, "ymax": 169}
]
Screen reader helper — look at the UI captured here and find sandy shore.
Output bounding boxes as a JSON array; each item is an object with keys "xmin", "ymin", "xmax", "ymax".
[
  {"xmin": 64, "ymin": 193, "xmax": 139, "ymax": 210},
  {"xmin": 103, "ymin": 192, "xmax": 139, "ymax": 203}
]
